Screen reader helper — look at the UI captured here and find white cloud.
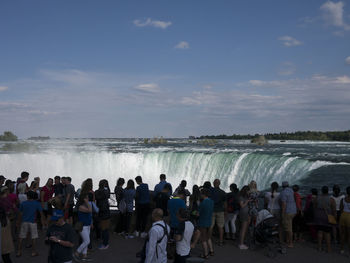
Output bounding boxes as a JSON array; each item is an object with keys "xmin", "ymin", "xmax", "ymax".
[
  {"xmin": 346, "ymin": 56, "xmax": 350, "ymax": 64},
  {"xmin": 279, "ymin": 62, "xmax": 296, "ymax": 76},
  {"xmin": 320, "ymin": 1, "xmax": 350, "ymax": 31},
  {"xmin": 134, "ymin": 83, "xmax": 160, "ymax": 93},
  {"xmin": 278, "ymin": 36, "xmax": 303, "ymax": 47},
  {"xmin": 335, "ymin": 75, "xmax": 350, "ymax": 84},
  {"xmin": 175, "ymin": 41, "xmax": 189, "ymax": 49},
  {"xmin": 0, "ymin": 86, "xmax": 8, "ymax": 92},
  {"xmin": 133, "ymin": 18, "xmax": 172, "ymax": 29}
]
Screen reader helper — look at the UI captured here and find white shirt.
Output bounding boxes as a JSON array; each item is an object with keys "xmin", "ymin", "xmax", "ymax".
[
  {"xmin": 265, "ymin": 192, "xmax": 281, "ymax": 210},
  {"xmin": 176, "ymin": 221, "xmax": 194, "ymax": 256},
  {"xmin": 145, "ymin": 220, "xmax": 170, "ymax": 263},
  {"xmin": 331, "ymin": 195, "xmax": 345, "ymax": 211}
]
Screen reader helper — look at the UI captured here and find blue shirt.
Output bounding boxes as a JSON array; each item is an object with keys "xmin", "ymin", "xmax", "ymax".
[
  {"xmin": 136, "ymin": 183, "xmax": 150, "ymax": 204},
  {"xmin": 198, "ymin": 198, "xmax": 214, "ymax": 228},
  {"xmin": 20, "ymin": 200, "xmax": 42, "ymax": 223},
  {"xmin": 78, "ymin": 211, "xmax": 92, "ymax": 226},
  {"xmin": 280, "ymin": 187, "xmax": 297, "ymax": 214},
  {"xmin": 123, "ymin": 188, "xmax": 136, "ymax": 213},
  {"xmin": 167, "ymin": 197, "xmax": 186, "ymax": 228},
  {"xmin": 154, "ymin": 181, "xmax": 172, "ymax": 196}
]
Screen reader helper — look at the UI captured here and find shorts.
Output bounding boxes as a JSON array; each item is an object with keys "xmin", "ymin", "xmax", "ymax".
[
  {"xmin": 100, "ymin": 219, "xmax": 110, "ymax": 230},
  {"xmin": 340, "ymin": 212, "xmax": 350, "ymax": 228},
  {"xmin": 19, "ymin": 222, "xmax": 38, "ymax": 239},
  {"xmin": 282, "ymin": 213, "xmax": 295, "ymax": 232},
  {"xmin": 43, "ymin": 203, "xmax": 53, "ymax": 216},
  {"xmin": 211, "ymin": 212, "xmax": 225, "ymax": 228},
  {"xmin": 316, "ymin": 225, "xmax": 332, "ymax": 233},
  {"xmin": 199, "ymin": 227, "xmax": 209, "ymax": 242}
]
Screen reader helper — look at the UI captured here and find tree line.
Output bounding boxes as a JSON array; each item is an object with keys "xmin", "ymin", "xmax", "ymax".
[{"xmin": 195, "ymin": 130, "xmax": 350, "ymax": 142}]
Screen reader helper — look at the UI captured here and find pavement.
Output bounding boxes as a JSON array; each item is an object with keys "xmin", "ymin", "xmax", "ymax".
[{"xmin": 12, "ymin": 229, "xmax": 350, "ymax": 263}]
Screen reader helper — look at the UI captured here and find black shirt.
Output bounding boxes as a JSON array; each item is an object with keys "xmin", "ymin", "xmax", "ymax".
[
  {"xmin": 46, "ymin": 223, "xmax": 74, "ymax": 263},
  {"xmin": 154, "ymin": 192, "xmax": 170, "ymax": 216},
  {"xmin": 54, "ymin": 183, "xmax": 64, "ymax": 197}
]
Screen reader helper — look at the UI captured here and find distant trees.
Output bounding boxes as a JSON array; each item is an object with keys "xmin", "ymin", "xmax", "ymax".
[
  {"xmin": 196, "ymin": 130, "xmax": 350, "ymax": 142},
  {"xmin": 0, "ymin": 131, "xmax": 18, "ymax": 141}
]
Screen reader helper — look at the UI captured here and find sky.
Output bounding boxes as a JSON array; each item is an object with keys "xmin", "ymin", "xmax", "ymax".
[{"xmin": 0, "ymin": 0, "xmax": 350, "ymax": 138}]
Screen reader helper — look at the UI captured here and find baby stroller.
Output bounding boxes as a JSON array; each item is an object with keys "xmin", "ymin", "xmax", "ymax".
[{"xmin": 254, "ymin": 210, "xmax": 285, "ymax": 258}]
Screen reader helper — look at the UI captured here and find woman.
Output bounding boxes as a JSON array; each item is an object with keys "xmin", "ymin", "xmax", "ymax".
[
  {"xmin": 123, "ymin": 179, "xmax": 136, "ymax": 238},
  {"xmin": 189, "ymin": 185, "xmax": 201, "ymax": 225},
  {"xmin": 95, "ymin": 179, "xmax": 111, "ymax": 250},
  {"xmin": 198, "ymin": 188, "xmax": 214, "ymax": 259},
  {"xmin": 41, "ymin": 178, "xmax": 54, "ymax": 226},
  {"xmin": 339, "ymin": 186, "xmax": 350, "ymax": 254},
  {"xmin": 313, "ymin": 186, "xmax": 336, "ymax": 253},
  {"xmin": 224, "ymin": 183, "xmax": 239, "ymax": 240},
  {"xmin": 248, "ymin": 181, "xmax": 259, "ymax": 220},
  {"xmin": 74, "ymin": 193, "xmax": 92, "ymax": 261},
  {"xmin": 265, "ymin": 182, "xmax": 282, "ymax": 242},
  {"xmin": 114, "ymin": 178, "xmax": 125, "ymax": 233},
  {"xmin": 29, "ymin": 181, "xmax": 40, "ymax": 200},
  {"xmin": 238, "ymin": 185, "xmax": 250, "ymax": 250},
  {"xmin": 0, "ymin": 187, "xmax": 15, "ymax": 263}
]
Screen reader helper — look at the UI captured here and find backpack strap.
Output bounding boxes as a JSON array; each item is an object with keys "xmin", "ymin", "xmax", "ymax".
[{"xmin": 153, "ymin": 221, "xmax": 168, "ymax": 258}]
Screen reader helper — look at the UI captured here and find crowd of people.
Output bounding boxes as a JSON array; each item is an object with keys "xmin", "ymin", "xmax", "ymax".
[{"xmin": 0, "ymin": 172, "xmax": 350, "ymax": 263}]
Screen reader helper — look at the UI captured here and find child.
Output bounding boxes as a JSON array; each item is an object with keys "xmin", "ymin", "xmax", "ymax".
[{"xmin": 17, "ymin": 190, "xmax": 46, "ymax": 257}]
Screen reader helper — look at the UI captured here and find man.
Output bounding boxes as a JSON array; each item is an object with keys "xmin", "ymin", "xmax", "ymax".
[
  {"xmin": 145, "ymin": 208, "xmax": 170, "ymax": 263},
  {"xmin": 168, "ymin": 190, "xmax": 186, "ymax": 232},
  {"xmin": 62, "ymin": 177, "xmax": 75, "ymax": 225},
  {"xmin": 209, "ymin": 179, "xmax": 226, "ymax": 246},
  {"xmin": 154, "ymin": 183, "xmax": 171, "ymax": 217},
  {"xmin": 17, "ymin": 171, "xmax": 29, "ymax": 203},
  {"xmin": 46, "ymin": 209, "xmax": 75, "ymax": 263},
  {"xmin": 53, "ymin": 176, "xmax": 64, "ymax": 198},
  {"xmin": 154, "ymin": 174, "xmax": 172, "ymax": 196},
  {"xmin": 17, "ymin": 190, "xmax": 46, "ymax": 257},
  {"xmin": 280, "ymin": 181, "xmax": 297, "ymax": 248},
  {"xmin": 0, "ymin": 175, "xmax": 6, "ymax": 187},
  {"xmin": 174, "ymin": 208, "xmax": 194, "ymax": 263},
  {"xmin": 135, "ymin": 176, "xmax": 150, "ymax": 238},
  {"xmin": 173, "ymin": 180, "xmax": 191, "ymax": 203},
  {"xmin": 95, "ymin": 179, "xmax": 111, "ymax": 250}
]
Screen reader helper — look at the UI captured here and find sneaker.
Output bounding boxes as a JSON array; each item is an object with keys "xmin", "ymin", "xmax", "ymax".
[
  {"xmin": 141, "ymin": 232, "xmax": 148, "ymax": 238},
  {"xmin": 127, "ymin": 235, "xmax": 135, "ymax": 239},
  {"xmin": 98, "ymin": 244, "xmax": 109, "ymax": 250},
  {"xmin": 239, "ymin": 244, "xmax": 249, "ymax": 250}
]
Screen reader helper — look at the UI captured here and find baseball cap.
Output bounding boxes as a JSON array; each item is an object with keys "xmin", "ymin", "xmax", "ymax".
[
  {"xmin": 51, "ymin": 209, "xmax": 64, "ymax": 221},
  {"xmin": 282, "ymin": 181, "xmax": 289, "ymax": 187}
]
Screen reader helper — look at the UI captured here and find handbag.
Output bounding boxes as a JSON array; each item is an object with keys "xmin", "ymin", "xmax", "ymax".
[
  {"xmin": 323, "ymin": 207, "xmax": 337, "ymax": 225},
  {"xmin": 327, "ymin": 214, "xmax": 337, "ymax": 225}
]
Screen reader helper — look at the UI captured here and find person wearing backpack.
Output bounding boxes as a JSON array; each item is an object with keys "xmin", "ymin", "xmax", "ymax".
[
  {"xmin": 224, "ymin": 183, "xmax": 239, "ymax": 240},
  {"xmin": 145, "ymin": 208, "xmax": 170, "ymax": 263}
]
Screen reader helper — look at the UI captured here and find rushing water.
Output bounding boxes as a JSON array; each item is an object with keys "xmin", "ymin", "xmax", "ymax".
[{"xmin": 0, "ymin": 138, "xmax": 349, "ymax": 192}]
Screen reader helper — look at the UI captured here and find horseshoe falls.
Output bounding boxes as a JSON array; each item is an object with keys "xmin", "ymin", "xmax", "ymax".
[{"xmin": 0, "ymin": 139, "xmax": 349, "ymax": 192}]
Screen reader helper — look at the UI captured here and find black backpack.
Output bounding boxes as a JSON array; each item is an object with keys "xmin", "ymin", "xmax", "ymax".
[{"xmin": 137, "ymin": 221, "xmax": 169, "ymax": 263}]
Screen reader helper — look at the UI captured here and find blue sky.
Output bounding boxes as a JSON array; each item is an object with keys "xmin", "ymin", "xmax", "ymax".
[{"xmin": 0, "ymin": 0, "xmax": 350, "ymax": 138}]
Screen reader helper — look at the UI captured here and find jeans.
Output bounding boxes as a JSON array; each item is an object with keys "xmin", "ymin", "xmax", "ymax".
[
  {"xmin": 77, "ymin": 226, "xmax": 90, "ymax": 255},
  {"xmin": 136, "ymin": 203, "xmax": 149, "ymax": 232},
  {"xmin": 224, "ymin": 213, "xmax": 238, "ymax": 233}
]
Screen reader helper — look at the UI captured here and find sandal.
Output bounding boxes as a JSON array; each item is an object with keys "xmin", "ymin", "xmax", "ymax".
[
  {"xmin": 200, "ymin": 253, "xmax": 209, "ymax": 259},
  {"xmin": 210, "ymin": 250, "xmax": 215, "ymax": 256}
]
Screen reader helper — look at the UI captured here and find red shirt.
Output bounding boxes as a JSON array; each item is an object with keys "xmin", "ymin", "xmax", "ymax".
[
  {"xmin": 294, "ymin": 192, "xmax": 302, "ymax": 211},
  {"xmin": 41, "ymin": 186, "xmax": 54, "ymax": 202}
]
